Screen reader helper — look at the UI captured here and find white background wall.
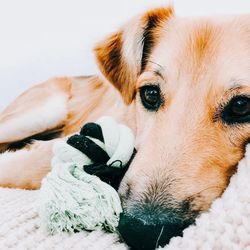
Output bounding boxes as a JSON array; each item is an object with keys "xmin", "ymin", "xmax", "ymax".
[{"xmin": 1, "ymin": 0, "xmax": 250, "ymax": 111}]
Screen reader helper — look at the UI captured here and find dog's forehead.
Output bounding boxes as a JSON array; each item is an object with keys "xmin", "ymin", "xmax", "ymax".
[{"xmin": 149, "ymin": 15, "xmax": 250, "ymax": 90}]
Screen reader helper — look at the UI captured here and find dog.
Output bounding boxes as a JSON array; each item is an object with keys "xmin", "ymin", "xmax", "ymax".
[{"xmin": 0, "ymin": 6, "xmax": 250, "ymax": 249}]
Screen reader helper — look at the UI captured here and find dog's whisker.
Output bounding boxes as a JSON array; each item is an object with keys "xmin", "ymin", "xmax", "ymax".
[
  {"xmin": 155, "ymin": 225, "xmax": 164, "ymax": 249},
  {"xmin": 148, "ymin": 60, "xmax": 165, "ymax": 70}
]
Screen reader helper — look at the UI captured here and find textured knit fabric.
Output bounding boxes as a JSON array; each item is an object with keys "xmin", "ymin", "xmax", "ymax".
[
  {"xmin": 1, "ymin": 146, "xmax": 250, "ymax": 249},
  {"xmin": 0, "ymin": 188, "xmax": 127, "ymax": 250}
]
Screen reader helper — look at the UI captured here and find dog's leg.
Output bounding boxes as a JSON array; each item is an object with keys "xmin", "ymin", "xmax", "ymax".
[
  {"xmin": 0, "ymin": 77, "xmax": 72, "ymax": 148},
  {"xmin": 0, "ymin": 139, "xmax": 58, "ymax": 189}
]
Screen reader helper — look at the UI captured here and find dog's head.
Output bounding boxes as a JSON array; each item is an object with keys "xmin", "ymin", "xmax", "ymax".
[{"xmin": 94, "ymin": 7, "xmax": 250, "ymax": 249}]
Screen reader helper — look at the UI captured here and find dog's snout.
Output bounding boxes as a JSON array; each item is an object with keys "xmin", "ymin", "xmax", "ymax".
[{"xmin": 118, "ymin": 210, "xmax": 190, "ymax": 250}]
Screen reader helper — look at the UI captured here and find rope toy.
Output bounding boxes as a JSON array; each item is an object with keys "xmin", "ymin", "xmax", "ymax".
[{"xmin": 39, "ymin": 116, "xmax": 135, "ymax": 234}]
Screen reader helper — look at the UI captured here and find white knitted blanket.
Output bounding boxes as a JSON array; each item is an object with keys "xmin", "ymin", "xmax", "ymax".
[{"xmin": 1, "ymin": 145, "xmax": 250, "ymax": 250}]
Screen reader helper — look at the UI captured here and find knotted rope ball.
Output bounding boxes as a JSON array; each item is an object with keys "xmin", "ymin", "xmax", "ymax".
[{"xmin": 39, "ymin": 116, "xmax": 135, "ymax": 234}]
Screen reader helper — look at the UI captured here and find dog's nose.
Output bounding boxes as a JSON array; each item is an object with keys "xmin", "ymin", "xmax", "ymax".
[{"xmin": 118, "ymin": 212, "xmax": 189, "ymax": 250}]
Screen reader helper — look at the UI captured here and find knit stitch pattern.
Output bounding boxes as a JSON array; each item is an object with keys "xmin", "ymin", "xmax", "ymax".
[{"xmin": 0, "ymin": 188, "xmax": 127, "ymax": 250}]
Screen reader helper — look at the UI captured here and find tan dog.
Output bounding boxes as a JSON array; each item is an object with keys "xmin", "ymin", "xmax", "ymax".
[{"xmin": 1, "ymin": 6, "xmax": 250, "ymax": 249}]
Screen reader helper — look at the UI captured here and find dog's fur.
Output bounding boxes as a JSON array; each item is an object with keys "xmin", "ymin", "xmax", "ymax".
[{"xmin": 1, "ymin": 6, "xmax": 250, "ymax": 238}]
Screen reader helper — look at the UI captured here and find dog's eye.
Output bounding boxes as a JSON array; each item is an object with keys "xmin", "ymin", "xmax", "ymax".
[
  {"xmin": 139, "ymin": 85, "xmax": 162, "ymax": 111},
  {"xmin": 222, "ymin": 96, "xmax": 250, "ymax": 124}
]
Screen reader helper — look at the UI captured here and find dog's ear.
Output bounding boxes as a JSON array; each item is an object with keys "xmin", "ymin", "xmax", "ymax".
[{"xmin": 94, "ymin": 7, "xmax": 173, "ymax": 104}]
